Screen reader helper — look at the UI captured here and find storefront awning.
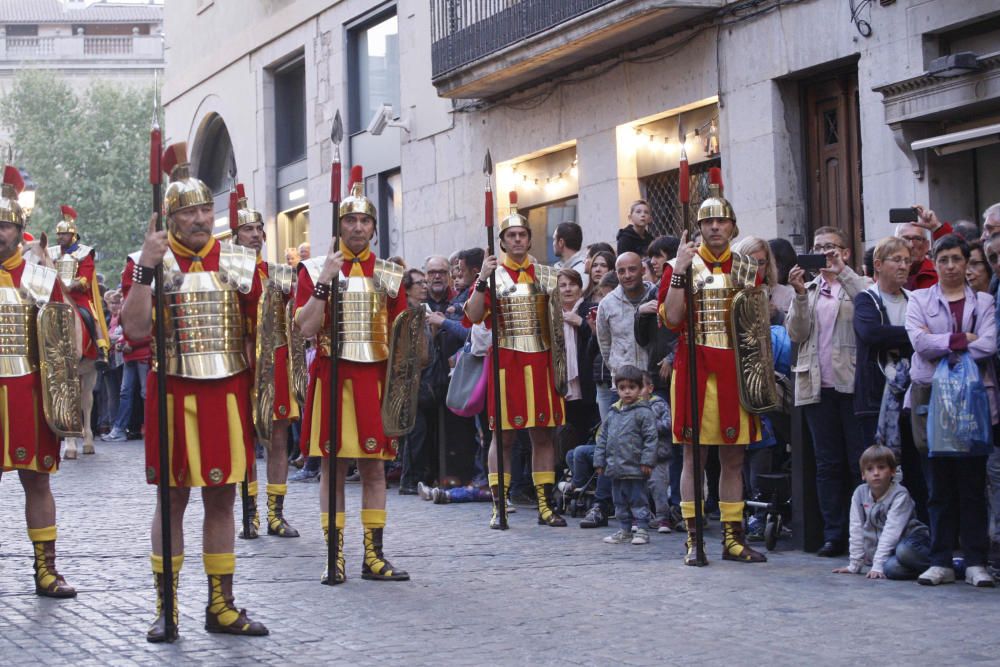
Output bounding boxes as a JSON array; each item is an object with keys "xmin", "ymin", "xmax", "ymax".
[{"xmin": 910, "ymin": 122, "xmax": 1000, "ymax": 156}]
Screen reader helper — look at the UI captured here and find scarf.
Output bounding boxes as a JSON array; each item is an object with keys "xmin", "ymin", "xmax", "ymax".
[
  {"xmin": 167, "ymin": 232, "xmax": 215, "ymax": 272},
  {"xmin": 502, "ymin": 255, "xmax": 533, "ymax": 284},
  {"xmin": 698, "ymin": 244, "xmax": 731, "ymax": 273},
  {"xmin": 562, "ymin": 298, "xmax": 582, "ymax": 400},
  {"xmin": 0, "ymin": 248, "xmax": 23, "ymax": 288},
  {"xmin": 340, "ymin": 241, "xmax": 371, "ymax": 278}
]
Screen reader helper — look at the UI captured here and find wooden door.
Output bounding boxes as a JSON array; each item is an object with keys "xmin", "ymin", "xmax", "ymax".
[{"xmin": 804, "ymin": 71, "xmax": 864, "ymax": 264}]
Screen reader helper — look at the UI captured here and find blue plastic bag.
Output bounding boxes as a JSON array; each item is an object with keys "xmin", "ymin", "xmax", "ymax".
[{"xmin": 927, "ymin": 353, "xmax": 993, "ymax": 457}]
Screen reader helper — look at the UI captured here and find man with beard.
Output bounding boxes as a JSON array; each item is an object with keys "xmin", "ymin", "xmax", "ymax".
[{"xmin": 121, "ymin": 143, "xmax": 268, "ymax": 641}]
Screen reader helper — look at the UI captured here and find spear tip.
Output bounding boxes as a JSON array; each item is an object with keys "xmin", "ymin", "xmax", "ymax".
[
  {"xmin": 331, "ymin": 110, "xmax": 343, "ymax": 145},
  {"xmin": 483, "ymin": 149, "xmax": 493, "ymax": 176}
]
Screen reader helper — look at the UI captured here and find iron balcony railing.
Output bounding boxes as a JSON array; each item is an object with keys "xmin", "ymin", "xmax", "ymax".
[{"xmin": 430, "ymin": 0, "xmax": 616, "ymax": 79}]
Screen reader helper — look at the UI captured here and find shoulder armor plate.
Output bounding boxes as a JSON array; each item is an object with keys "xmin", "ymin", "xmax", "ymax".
[
  {"xmin": 20, "ymin": 262, "xmax": 58, "ymax": 306},
  {"xmin": 301, "ymin": 256, "xmax": 325, "ymax": 287},
  {"xmin": 531, "ymin": 263, "xmax": 559, "ymax": 294},
  {"xmin": 71, "ymin": 244, "xmax": 93, "ymax": 261},
  {"xmin": 47, "ymin": 246, "xmax": 61, "ymax": 262},
  {"xmin": 373, "ymin": 258, "xmax": 403, "ymax": 298},
  {"xmin": 267, "ymin": 262, "xmax": 295, "ymax": 295},
  {"xmin": 218, "ymin": 241, "xmax": 256, "ymax": 294}
]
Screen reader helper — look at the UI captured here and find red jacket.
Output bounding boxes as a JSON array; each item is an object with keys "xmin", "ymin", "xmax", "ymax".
[{"xmin": 903, "ymin": 222, "xmax": 952, "ymax": 291}]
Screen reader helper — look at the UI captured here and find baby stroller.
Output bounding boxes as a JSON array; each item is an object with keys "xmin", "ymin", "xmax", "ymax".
[
  {"xmin": 554, "ymin": 468, "xmax": 597, "ymax": 518},
  {"xmin": 746, "ymin": 472, "xmax": 792, "ymax": 551}
]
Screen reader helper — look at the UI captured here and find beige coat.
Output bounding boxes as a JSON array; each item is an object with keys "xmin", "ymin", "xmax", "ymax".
[{"xmin": 786, "ymin": 266, "xmax": 867, "ymax": 406}]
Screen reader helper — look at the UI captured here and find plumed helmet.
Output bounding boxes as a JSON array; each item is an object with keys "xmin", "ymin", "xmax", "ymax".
[
  {"xmin": 338, "ymin": 165, "xmax": 377, "ymax": 220},
  {"xmin": 56, "ymin": 204, "xmax": 78, "ymax": 236},
  {"xmin": 0, "ymin": 165, "xmax": 26, "ymax": 227},
  {"xmin": 696, "ymin": 167, "xmax": 736, "ymax": 224},
  {"xmin": 162, "ymin": 142, "xmax": 213, "ymax": 217},
  {"xmin": 229, "ymin": 183, "xmax": 263, "ymax": 232},
  {"xmin": 498, "ymin": 191, "xmax": 529, "ymax": 237}
]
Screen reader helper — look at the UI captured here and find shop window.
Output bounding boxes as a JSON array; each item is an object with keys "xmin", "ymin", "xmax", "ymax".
[
  {"xmin": 349, "ymin": 11, "xmax": 400, "ymax": 133},
  {"xmin": 640, "ymin": 158, "xmax": 720, "ymax": 239}
]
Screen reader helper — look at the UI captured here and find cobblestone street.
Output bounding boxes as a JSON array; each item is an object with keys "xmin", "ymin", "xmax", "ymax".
[{"xmin": 1, "ymin": 440, "xmax": 995, "ymax": 665}]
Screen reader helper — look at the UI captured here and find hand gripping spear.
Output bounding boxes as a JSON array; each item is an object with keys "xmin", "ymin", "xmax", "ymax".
[
  {"xmin": 483, "ymin": 151, "xmax": 508, "ymax": 529},
  {"xmin": 149, "ymin": 76, "xmax": 178, "ymax": 639},
  {"xmin": 679, "ymin": 120, "xmax": 707, "ymax": 566},
  {"xmin": 324, "ymin": 110, "xmax": 344, "ymax": 585}
]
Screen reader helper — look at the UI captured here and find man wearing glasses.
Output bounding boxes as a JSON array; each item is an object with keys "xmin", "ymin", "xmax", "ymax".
[
  {"xmin": 896, "ymin": 205, "xmax": 954, "ymax": 291},
  {"xmin": 787, "ymin": 226, "xmax": 868, "ymax": 558}
]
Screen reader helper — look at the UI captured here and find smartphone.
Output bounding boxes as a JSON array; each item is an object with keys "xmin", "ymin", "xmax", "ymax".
[
  {"xmin": 796, "ymin": 254, "xmax": 828, "ymax": 271},
  {"xmin": 889, "ymin": 207, "xmax": 919, "ymax": 223}
]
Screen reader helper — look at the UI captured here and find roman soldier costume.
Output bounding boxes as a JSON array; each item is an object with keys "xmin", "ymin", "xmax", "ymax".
[
  {"xmin": 295, "ymin": 169, "xmax": 422, "ymax": 584},
  {"xmin": 121, "ymin": 143, "xmax": 267, "ymax": 639},
  {"xmin": 463, "ymin": 192, "xmax": 568, "ymax": 529},
  {"xmin": 49, "ymin": 205, "xmax": 110, "ymax": 367},
  {"xmin": 229, "ymin": 183, "xmax": 299, "ymax": 539},
  {"xmin": 0, "ymin": 165, "xmax": 82, "ymax": 598},
  {"xmin": 657, "ymin": 170, "xmax": 775, "ymax": 564}
]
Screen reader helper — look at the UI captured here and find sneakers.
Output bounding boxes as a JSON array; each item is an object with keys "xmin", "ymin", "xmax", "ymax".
[
  {"xmin": 579, "ymin": 505, "xmax": 608, "ymax": 529},
  {"xmin": 666, "ymin": 505, "xmax": 685, "ymax": 532},
  {"xmin": 746, "ymin": 515, "xmax": 764, "ymax": 542},
  {"xmin": 101, "ymin": 428, "xmax": 126, "ymax": 442},
  {"xmin": 652, "ymin": 519, "xmax": 673, "ymax": 534},
  {"xmin": 603, "ymin": 529, "xmax": 631, "ymax": 544},
  {"xmin": 432, "ymin": 488, "xmax": 449, "ymax": 504},
  {"xmin": 631, "ymin": 528, "xmax": 650, "ymax": 545},
  {"xmin": 288, "ymin": 468, "xmax": 319, "ymax": 483},
  {"xmin": 417, "ymin": 482, "xmax": 433, "ymax": 501},
  {"xmin": 918, "ymin": 566, "xmax": 956, "ymax": 586},
  {"xmin": 964, "ymin": 565, "xmax": 996, "ymax": 588}
]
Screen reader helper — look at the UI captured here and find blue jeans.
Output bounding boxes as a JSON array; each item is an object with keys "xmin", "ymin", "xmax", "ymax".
[
  {"xmin": 114, "ymin": 360, "xmax": 148, "ymax": 432},
  {"xmin": 565, "ymin": 445, "xmax": 612, "ymax": 507},
  {"xmin": 612, "ymin": 477, "xmax": 651, "ymax": 530},
  {"xmin": 882, "ymin": 530, "xmax": 931, "ymax": 580},
  {"xmin": 804, "ymin": 389, "xmax": 865, "ymax": 543},
  {"xmin": 596, "ymin": 385, "xmax": 618, "ymax": 423}
]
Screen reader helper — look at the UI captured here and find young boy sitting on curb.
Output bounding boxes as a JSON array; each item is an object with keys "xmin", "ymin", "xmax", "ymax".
[
  {"xmin": 833, "ymin": 445, "xmax": 930, "ymax": 580},
  {"xmin": 594, "ymin": 365, "xmax": 658, "ymax": 545}
]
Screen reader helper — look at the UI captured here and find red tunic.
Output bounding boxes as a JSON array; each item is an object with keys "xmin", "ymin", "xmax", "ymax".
[
  {"xmin": 295, "ymin": 251, "xmax": 407, "ymax": 460},
  {"xmin": 0, "ymin": 258, "xmax": 63, "ymax": 473},
  {"xmin": 462, "ymin": 263, "xmax": 564, "ymax": 431},
  {"xmin": 122, "ymin": 242, "xmax": 262, "ymax": 487},
  {"xmin": 64, "ymin": 249, "xmax": 108, "ymax": 358},
  {"xmin": 658, "ymin": 251, "xmax": 760, "ymax": 445}
]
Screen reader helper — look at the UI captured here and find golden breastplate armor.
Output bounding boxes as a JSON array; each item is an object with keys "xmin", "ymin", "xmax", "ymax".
[
  {"xmin": 0, "ymin": 287, "xmax": 40, "ymax": 377},
  {"xmin": 495, "ymin": 264, "xmax": 556, "ymax": 353},
  {"xmin": 151, "ymin": 242, "xmax": 256, "ymax": 380},
  {"xmin": 48, "ymin": 245, "xmax": 91, "ymax": 289},
  {"xmin": 0, "ymin": 262, "xmax": 58, "ymax": 378},
  {"xmin": 688, "ymin": 253, "xmax": 757, "ymax": 350},
  {"xmin": 304, "ymin": 255, "xmax": 404, "ymax": 363}
]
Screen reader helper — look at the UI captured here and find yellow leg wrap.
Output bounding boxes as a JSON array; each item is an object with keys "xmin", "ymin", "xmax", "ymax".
[
  {"xmin": 487, "ymin": 473, "xmax": 512, "ymax": 487},
  {"xmin": 28, "ymin": 526, "xmax": 57, "ymax": 542},
  {"xmin": 266, "ymin": 483, "xmax": 286, "ymax": 496},
  {"xmin": 151, "ymin": 554, "xmax": 184, "ymax": 574},
  {"xmin": 532, "ymin": 471, "xmax": 556, "ymax": 486},
  {"xmin": 207, "ymin": 574, "xmax": 240, "ymax": 627},
  {"xmin": 248, "ymin": 480, "xmax": 258, "ymax": 497},
  {"xmin": 203, "ymin": 553, "xmax": 236, "ymax": 576},
  {"xmin": 719, "ymin": 501, "xmax": 744, "ymax": 523},
  {"xmin": 360, "ymin": 508, "xmax": 386, "ymax": 530}
]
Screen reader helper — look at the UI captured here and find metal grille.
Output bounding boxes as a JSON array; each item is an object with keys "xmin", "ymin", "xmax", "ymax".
[
  {"xmin": 641, "ymin": 159, "xmax": 721, "ymax": 239},
  {"xmin": 430, "ymin": 0, "xmax": 615, "ymax": 78}
]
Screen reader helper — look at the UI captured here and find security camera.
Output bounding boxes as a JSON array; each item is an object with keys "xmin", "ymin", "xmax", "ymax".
[{"xmin": 367, "ymin": 103, "xmax": 410, "ymax": 136}]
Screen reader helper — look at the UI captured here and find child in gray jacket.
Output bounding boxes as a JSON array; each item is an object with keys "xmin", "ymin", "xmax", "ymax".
[
  {"xmin": 594, "ymin": 365, "xmax": 659, "ymax": 545},
  {"xmin": 833, "ymin": 445, "xmax": 930, "ymax": 580}
]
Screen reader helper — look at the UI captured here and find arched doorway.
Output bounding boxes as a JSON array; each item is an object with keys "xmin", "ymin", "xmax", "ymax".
[{"xmin": 192, "ymin": 113, "xmax": 235, "ymax": 236}]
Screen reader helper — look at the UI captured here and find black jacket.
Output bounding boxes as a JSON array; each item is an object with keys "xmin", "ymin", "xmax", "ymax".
[
  {"xmin": 853, "ymin": 289, "xmax": 913, "ymax": 416},
  {"xmin": 568, "ymin": 300, "xmax": 597, "ymax": 404},
  {"xmin": 634, "ymin": 285, "xmax": 678, "ymax": 391},
  {"xmin": 616, "ymin": 225, "xmax": 653, "ymax": 256}
]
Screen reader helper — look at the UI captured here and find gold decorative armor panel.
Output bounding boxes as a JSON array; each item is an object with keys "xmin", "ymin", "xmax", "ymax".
[
  {"xmin": 494, "ymin": 263, "xmax": 553, "ymax": 353},
  {"xmin": 159, "ymin": 272, "xmax": 247, "ymax": 379},
  {"xmin": 0, "ymin": 286, "xmax": 40, "ymax": 377},
  {"xmin": 687, "ymin": 252, "xmax": 757, "ymax": 350},
  {"xmin": 37, "ymin": 302, "xmax": 84, "ymax": 437}
]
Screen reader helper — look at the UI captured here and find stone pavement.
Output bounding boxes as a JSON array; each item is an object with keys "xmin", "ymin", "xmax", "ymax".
[{"xmin": 0, "ymin": 440, "xmax": 996, "ymax": 666}]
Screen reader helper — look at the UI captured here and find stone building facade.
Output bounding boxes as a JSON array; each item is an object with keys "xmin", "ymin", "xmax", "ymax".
[{"xmin": 162, "ymin": 0, "xmax": 1000, "ymax": 266}]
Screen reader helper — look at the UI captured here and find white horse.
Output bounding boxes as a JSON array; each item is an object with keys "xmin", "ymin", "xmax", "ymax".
[{"xmin": 23, "ymin": 237, "xmax": 99, "ymax": 459}]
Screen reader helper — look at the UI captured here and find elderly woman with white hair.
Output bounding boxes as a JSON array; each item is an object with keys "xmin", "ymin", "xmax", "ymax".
[{"xmin": 731, "ymin": 235, "xmax": 794, "ymax": 322}]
